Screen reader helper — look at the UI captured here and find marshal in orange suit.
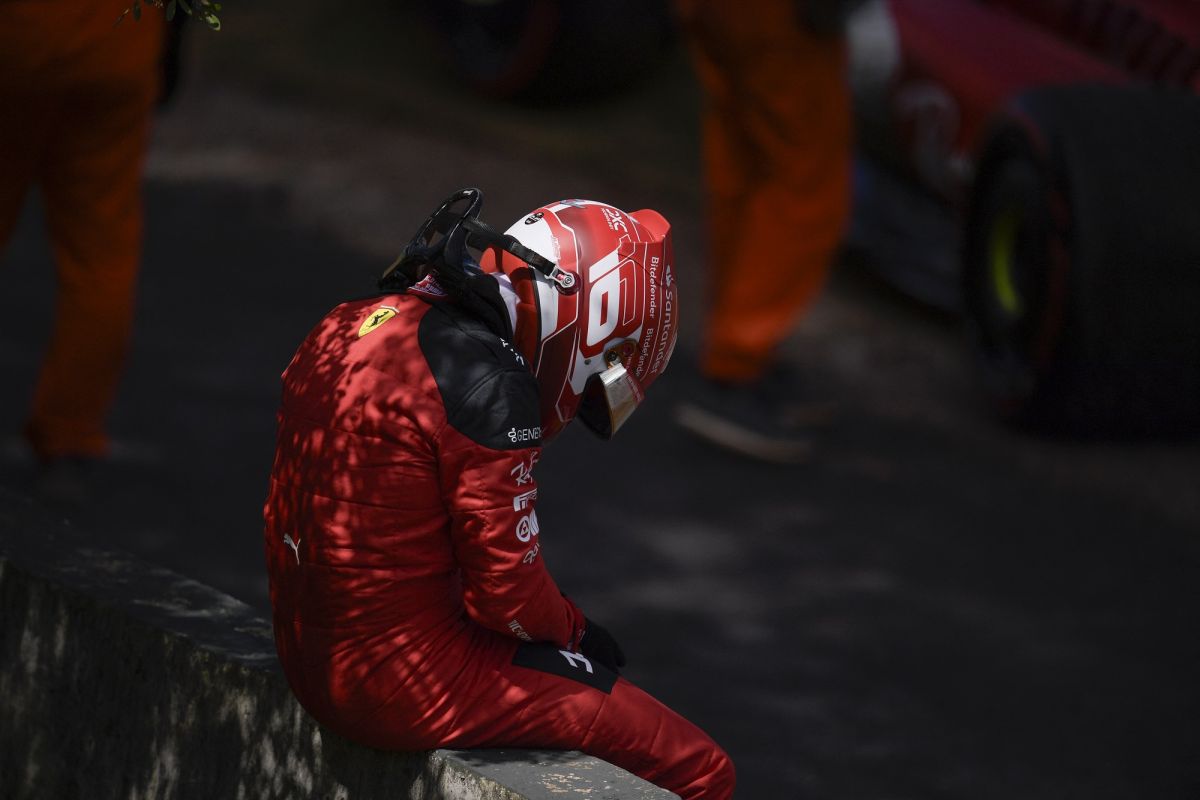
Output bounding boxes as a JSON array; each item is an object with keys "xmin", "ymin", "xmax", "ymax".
[
  {"xmin": 674, "ymin": 0, "xmax": 853, "ymax": 463},
  {"xmin": 0, "ymin": 1, "xmax": 165, "ymax": 462}
]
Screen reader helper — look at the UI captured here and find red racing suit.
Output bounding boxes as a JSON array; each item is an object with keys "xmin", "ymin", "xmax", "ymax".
[{"xmin": 263, "ymin": 274, "xmax": 734, "ymax": 799}]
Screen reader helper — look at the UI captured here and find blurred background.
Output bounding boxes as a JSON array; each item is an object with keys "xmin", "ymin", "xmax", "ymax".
[{"xmin": 1, "ymin": 0, "xmax": 1199, "ymax": 797}]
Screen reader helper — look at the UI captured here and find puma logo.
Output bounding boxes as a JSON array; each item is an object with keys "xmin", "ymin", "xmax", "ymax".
[{"xmin": 283, "ymin": 534, "xmax": 301, "ymax": 564}]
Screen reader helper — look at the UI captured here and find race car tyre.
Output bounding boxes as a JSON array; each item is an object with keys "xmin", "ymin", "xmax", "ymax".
[
  {"xmin": 962, "ymin": 84, "xmax": 1200, "ymax": 436},
  {"xmin": 425, "ymin": 0, "xmax": 674, "ymax": 103}
]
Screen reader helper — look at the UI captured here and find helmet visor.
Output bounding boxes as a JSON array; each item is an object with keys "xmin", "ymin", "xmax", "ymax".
[{"xmin": 577, "ymin": 363, "xmax": 645, "ymax": 439}]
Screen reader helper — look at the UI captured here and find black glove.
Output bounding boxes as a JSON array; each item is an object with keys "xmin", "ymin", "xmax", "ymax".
[{"xmin": 580, "ymin": 617, "xmax": 627, "ymax": 673}]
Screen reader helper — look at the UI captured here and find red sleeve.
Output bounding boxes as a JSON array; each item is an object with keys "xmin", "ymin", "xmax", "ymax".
[{"xmin": 437, "ymin": 397, "xmax": 585, "ymax": 649}]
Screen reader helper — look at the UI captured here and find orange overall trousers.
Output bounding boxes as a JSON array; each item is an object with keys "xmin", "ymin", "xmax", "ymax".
[
  {"xmin": 675, "ymin": 0, "xmax": 852, "ymax": 381},
  {"xmin": 0, "ymin": 0, "xmax": 164, "ymax": 458}
]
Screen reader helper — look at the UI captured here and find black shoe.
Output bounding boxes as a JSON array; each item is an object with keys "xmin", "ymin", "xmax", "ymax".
[
  {"xmin": 0, "ymin": 437, "xmax": 36, "ymax": 494},
  {"xmin": 675, "ymin": 370, "xmax": 835, "ymax": 464},
  {"xmin": 35, "ymin": 456, "xmax": 101, "ymax": 509}
]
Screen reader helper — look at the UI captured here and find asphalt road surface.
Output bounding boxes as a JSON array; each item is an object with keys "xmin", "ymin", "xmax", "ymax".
[{"xmin": 2, "ymin": 6, "xmax": 1199, "ymax": 798}]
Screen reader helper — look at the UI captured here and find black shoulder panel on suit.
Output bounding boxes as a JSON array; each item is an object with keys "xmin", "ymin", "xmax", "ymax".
[{"xmin": 418, "ymin": 303, "xmax": 542, "ymax": 450}]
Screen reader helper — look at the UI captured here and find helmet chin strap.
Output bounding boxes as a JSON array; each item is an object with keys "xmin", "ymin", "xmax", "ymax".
[
  {"xmin": 380, "ymin": 189, "xmax": 579, "ymax": 301},
  {"xmin": 462, "ymin": 217, "xmax": 580, "ymax": 295}
]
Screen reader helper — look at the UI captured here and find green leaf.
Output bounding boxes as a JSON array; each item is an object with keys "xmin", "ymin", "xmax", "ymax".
[
  {"xmin": 166, "ymin": 0, "xmax": 176, "ymax": 20},
  {"xmin": 178, "ymin": 0, "xmax": 192, "ymax": 14},
  {"xmin": 205, "ymin": 13, "xmax": 221, "ymax": 30}
]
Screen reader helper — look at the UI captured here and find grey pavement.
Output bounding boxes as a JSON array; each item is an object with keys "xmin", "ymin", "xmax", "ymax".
[{"xmin": 2, "ymin": 6, "xmax": 1200, "ymax": 798}]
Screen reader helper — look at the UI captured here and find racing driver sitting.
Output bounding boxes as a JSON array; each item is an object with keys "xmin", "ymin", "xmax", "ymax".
[{"xmin": 263, "ymin": 189, "xmax": 735, "ymax": 799}]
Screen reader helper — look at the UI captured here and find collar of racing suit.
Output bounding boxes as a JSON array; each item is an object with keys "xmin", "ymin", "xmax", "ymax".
[
  {"xmin": 493, "ymin": 273, "xmax": 520, "ymax": 337},
  {"xmin": 402, "ymin": 268, "xmax": 516, "ymax": 345}
]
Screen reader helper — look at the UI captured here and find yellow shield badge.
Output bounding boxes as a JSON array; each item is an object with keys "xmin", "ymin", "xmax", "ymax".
[{"xmin": 358, "ymin": 306, "xmax": 398, "ymax": 338}]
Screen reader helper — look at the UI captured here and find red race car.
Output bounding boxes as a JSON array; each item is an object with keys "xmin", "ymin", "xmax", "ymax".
[{"xmin": 850, "ymin": 0, "xmax": 1200, "ymax": 433}]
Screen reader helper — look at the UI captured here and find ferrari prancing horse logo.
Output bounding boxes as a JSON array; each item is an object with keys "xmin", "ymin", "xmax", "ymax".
[{"xmin": 358, "ymin": 306, "xmax": 398, "ymax": 337}]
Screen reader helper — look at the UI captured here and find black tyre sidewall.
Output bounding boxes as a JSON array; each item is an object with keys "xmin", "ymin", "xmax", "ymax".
[
  {"xmin": 964, "ymin": 114, "xmax": 1073, "ymax": 430},
  {"xmin": 964, "ymin": 85, "xmax": 1200, "ymax": 436}
]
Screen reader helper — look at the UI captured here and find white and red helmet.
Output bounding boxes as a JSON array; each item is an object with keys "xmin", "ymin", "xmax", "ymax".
[{"xmin": 482, "ymin": 199, "xmax": 679, "ymax": 442}]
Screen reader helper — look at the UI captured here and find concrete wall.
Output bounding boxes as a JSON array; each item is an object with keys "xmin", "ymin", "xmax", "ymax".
[{"xmin": 0, "ymin": 491, "xmax": 677, "ymax": 800}]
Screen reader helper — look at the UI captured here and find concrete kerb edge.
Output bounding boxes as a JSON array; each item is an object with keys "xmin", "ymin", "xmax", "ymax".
[{"xmin": 0, "ymin": 489, "xmax": 678, "ymax": 800}]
